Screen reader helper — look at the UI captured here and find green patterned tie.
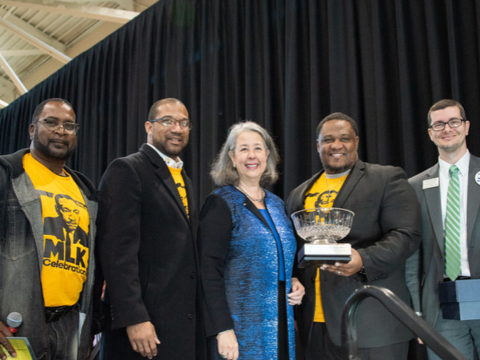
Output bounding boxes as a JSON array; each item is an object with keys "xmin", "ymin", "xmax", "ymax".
[{"xmin": 445, "ymin": 165, "xmax": 461, "ymax": 280}]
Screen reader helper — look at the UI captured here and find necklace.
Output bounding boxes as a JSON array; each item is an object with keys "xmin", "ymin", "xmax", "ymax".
[
  {"xmin": 324, "ymin": 175, "xmax": 343, "ymax": 201},
  {"xmin": 236, "ymin": 185, "xmax": 265, "ymax": 202}
]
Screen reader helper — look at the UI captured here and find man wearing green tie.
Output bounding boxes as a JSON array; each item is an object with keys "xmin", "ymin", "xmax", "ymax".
[{"xmin": 407, "ymin": 99, "xmax": 480, "ymax": 359}]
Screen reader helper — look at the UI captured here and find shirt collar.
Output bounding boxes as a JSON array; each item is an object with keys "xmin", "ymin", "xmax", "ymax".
[
  {"xmin": 325, "ymin": 169, "xmax": 351, "ymax": 179},
  {"xmin": 438, "ymin": 150, "xmax": 470, "ymax": 178},
  {"xmin": 146, "ymin": 143, "xmax": 184, "ymax": 169}
]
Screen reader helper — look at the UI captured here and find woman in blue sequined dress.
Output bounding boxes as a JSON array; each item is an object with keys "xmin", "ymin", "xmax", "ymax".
[{"xmin": 199, "ymin": 121, "xmax": 305, "ymax": 360}]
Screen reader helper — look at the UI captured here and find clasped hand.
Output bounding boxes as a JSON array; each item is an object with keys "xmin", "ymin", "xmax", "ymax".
[{"xmin": 288, "ymin": 277, "xmax": 305, "ymax": 305}]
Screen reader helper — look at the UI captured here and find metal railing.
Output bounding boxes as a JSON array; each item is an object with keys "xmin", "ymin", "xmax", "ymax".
[{"xmin": 341, "ymin": 285, "xmax": 468, "ymax": 360}]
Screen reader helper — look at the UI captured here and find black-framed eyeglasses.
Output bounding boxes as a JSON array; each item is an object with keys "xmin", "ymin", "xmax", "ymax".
[
  {"xmin": 429, "ymin": 118, "xmax": 466, "ymax": 131},
  {"xmin": 149, "ymin": 116, "xmax": 192, "ymax": 130},
  {"xmin": 36, "ymin": 118, "xmax": 80, "ymax": 134}
]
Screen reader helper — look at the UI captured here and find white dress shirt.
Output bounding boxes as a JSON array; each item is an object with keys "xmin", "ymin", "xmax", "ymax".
[{"xmin": 146, "ymin": 143, "xmax": 184, "ymax": 169}]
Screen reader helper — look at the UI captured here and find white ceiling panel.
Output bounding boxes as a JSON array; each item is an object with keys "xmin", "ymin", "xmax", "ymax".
[{"xmin": 0, "ymin": 0, "xmax": 156, "ymax": 107}]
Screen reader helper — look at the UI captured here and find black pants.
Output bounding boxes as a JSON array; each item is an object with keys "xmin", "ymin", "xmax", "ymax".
[
  {"xmin": 305, "ymin": 322, "xmax": 408, "ymax": 360},
  {"xmin": 44, "ymin": 308, "xmax": 79, "ymax": 360},
  {"xmin": 278, "ymin": 281, "xmax": 289, "ymax": 360}
]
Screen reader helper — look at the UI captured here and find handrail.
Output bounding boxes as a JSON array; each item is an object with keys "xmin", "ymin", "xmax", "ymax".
[{"xmin": 341, "ymin": 285, "xmax": 468, "ymax": 360}]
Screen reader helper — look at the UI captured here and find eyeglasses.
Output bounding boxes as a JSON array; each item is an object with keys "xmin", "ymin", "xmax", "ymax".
[
  {"xmin": 149, "ymin": 116, "xmax": 192, "ymax": 130},
  {"xmin": 36, "ymin": 119, "xmax": 80, "ymax": 134},
  {"xmin": 429, "ymin": 118, "xmax": 466, "ymax": 131}
]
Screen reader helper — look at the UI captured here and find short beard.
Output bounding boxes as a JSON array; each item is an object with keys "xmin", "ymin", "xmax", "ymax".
[
  {"xmin": 33, "ymin": 129, "xmax": 76, "ymax": 161},
  {"xmin": 151, "ymin": 139, "xmax": 184, "ymax": 159},
  {"xmin": 323, "ymin": 162, "xmax": 354, "ymax": 174},
  {"xmin": 438, "ymin": 139, "xmax": 465, "ymax": 154}
]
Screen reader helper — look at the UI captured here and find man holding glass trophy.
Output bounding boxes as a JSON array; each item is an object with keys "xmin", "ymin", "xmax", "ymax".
[{"xmin": 286, "ymin": 112, "xmax": 422, "ymax": 360}]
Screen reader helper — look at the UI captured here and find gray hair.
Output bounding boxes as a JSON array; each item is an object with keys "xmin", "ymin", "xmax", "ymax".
[{"xmin": 210, "ymin": 121, "xmax": 280, "ymax": 187}]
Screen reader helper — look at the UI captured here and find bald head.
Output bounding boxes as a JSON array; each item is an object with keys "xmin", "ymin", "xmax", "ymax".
[{"xmin": 148, "ymin": 98, "xmax": 187, "ymax": 121}]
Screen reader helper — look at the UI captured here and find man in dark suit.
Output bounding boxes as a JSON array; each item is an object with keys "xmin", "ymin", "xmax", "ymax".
[
  {"xmin": 97, "ymin": 98, "xmax": 204, "ymax": 359},
  {"xmin": 407, "ymin": 99, "xmax": 480, "ymax": 359},
  {"xmin": 286, "ymin": 112, "xmax": 421, "ymax": 360}
]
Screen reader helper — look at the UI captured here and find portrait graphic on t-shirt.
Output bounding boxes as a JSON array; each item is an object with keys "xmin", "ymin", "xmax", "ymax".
[
  {"xmin": 304, "ymin": 173, "xmax": 349, "ymax": 211},
  {"xmin": 306, "ymin": 191, "xmax": 339, "ymax": 207},
  {"xmin": 43, "ymin": 193, "xmax": 89, "ymax": 273}
]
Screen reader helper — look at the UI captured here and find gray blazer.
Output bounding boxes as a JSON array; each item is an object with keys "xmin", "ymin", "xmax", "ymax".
[
  {"xmin": 407, "ymin": 154, "xmax": 480, "ymax": 326},
  {"xmin": 287, "ymin": 159, "xmax": 422, "ymax": 348}
]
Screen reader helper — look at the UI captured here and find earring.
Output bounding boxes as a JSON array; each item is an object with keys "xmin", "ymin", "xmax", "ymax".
[{"xmin": 233, "ymin": 163, "xmax": 236, "ymax": 169}]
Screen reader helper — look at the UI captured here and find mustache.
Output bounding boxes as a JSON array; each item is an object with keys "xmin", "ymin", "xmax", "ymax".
[{"xmin": 49, "ymin": 139, "xmax": 69, "ymax": 146}]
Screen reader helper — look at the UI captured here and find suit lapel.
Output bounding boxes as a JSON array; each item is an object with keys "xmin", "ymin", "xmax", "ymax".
[
  {"xmin": 422, "ymin": 164, "xmax": 444, "ymax": 253},
  {"xmin": 140, "ymin": 144, "xmax": 190, "ymax": 223},
  {"xmin": 228, "ymin": 186, "xmax": 269, "ymax": 228},
  {"xmin": 288, "ymin": 172, "xmax": 323, "ymax": 214},
  {"xmin": 183, "ymin": 170, "xmax": 197, "ymax": 230},
  {"xmin": 238, "ymin": 192, "xmax": 271, "ymax": 229},
  {"xmin": 332, "ymin": 160, "xmax": 365, "ymax": 208},
  {"xmin": 467, "ymin": 156, "xmax": 480, "ymax": 244}
]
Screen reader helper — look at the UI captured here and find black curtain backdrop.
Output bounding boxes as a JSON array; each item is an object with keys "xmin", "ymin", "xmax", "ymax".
[
  {"xmin": 2, "ymin": 0, "xmax": 480, "ymax": 357},
  {"xmin": 2, "ymin": 0, "xmax": 480, "ymax": 204}
]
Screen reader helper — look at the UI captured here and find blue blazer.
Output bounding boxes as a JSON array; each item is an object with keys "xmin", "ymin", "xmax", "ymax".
[{"xmin": 199, "ymin": 185, "xmax": 297, "ymax": 359}]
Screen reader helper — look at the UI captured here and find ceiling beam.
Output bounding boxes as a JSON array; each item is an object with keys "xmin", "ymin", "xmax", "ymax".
[
  {"xmin": 0, "ymin": 73, "xmax": 15, "ymax": 90},
  {"xmin": 0, "ymin": 1, "xmax": 139, "ymax": 24},
  {"xmin": 0, "ymin": 99, "xmax": 9, "ymax": 108},
  {"xmin": 0, "ymin": 17, "xmax": 71, "ymax": 63},
  {"xmin": 0, "ymin": 52, "xmax": 27, "ymax": 94},
  {"xmin": 0, "ymin": 49, "xmax": 45, "ymax": 56},
  {"xmin": 0, "ymin": 8, "xmax": 66, "ymax": 53},
  {"xmin": 45, "ymin": 0, "xmax": 134, "ymax": 11}
]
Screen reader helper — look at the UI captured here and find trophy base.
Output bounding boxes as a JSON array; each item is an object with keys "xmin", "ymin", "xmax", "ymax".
[{"xmin": 297, "ymin": 243, "xmax": 352, "ymax": 268}]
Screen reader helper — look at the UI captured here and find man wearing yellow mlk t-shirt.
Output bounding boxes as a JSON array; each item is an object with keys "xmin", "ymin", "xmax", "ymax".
[
  {"xmin": 287, "ymin": 112, "xmax": 421, "ymax": 360},
  {"xmin": 0, "ymin": 99, "xmax": 98, "ymax": 360}
]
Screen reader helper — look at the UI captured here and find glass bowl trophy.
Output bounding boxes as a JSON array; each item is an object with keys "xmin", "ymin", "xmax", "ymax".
[{"xmin": 291, "ymin": 207, "xmax": 354, "ymax": 268}]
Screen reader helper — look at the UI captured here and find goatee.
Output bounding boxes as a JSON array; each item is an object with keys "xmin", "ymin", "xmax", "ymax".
[{"xmin": 33, "ymin": 130, "xmax": 76, "ymax": 161}]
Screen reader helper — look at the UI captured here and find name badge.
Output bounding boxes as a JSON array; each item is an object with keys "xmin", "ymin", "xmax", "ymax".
[
  {"xmin": 423, "ymin": 178, "xmax": 439, "ymax": 189},
  {"xmin": 476, "ymin": 171, "xmax": 480, "ymax": 185}
]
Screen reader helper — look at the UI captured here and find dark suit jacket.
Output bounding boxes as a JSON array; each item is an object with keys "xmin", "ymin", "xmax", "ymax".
[
  {"xmin": 407, "ymin": 154, "xmax": 480, "ymax": 327},
  {"xmin": 286, "ymin": 159, "xmax": 422, "ymax": 348},
  {"xmin": 96, "ymin": 144, "xmax": 204, "ymax": 359}
]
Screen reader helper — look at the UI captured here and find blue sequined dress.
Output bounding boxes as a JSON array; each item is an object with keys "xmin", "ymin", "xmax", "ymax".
[{"xmin": 199, "ymin": 185, "xmax": 297, "ymax": 359}]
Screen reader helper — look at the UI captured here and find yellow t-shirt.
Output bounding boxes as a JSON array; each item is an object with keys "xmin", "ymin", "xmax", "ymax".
[
  {"xmin": 304, "ymin": 172, "xmax": 348, "ymax": 322},
  {"xmin": 23, "ymin": 153, "xmax": 89, "ymax": 307},
  {"xmin": 168, "ymin": 167, "xmax": 189, "ymax": 217}
]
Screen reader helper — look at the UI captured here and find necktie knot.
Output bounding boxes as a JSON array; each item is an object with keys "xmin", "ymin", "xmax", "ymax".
[{"xmin": 450, "ymin": 165, "xmax": 459, "ymax": 176}]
